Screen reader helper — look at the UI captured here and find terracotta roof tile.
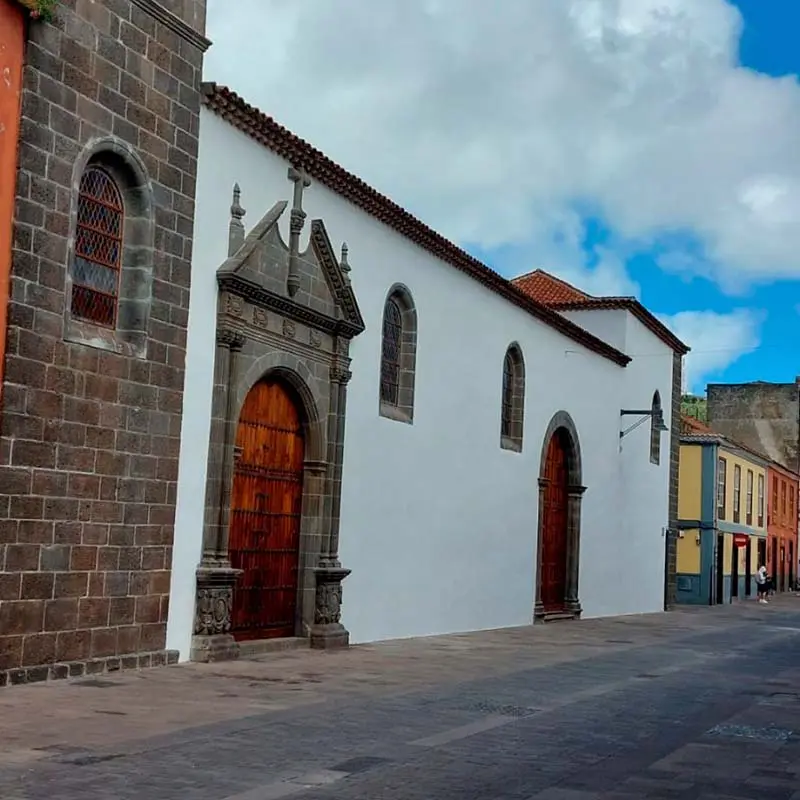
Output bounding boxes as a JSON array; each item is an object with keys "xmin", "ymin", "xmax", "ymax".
[
  {"xmin": 512, "ymin": 270, "xmax": 689, "ymax": 355},
  {"xmin": 511, "ymin": 270, "xmax": 590, "ymax": 305},
  {"xmin": 200, "ymin": 83, "xmax": 631, "ymax": 368}
]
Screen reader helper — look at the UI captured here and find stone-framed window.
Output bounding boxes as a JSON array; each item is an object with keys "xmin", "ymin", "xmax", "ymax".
[
  {"xmin": 649, "ymin": 390, "xmax": 662, "ymax": 465},
  {"xmin": 72, "ymin": 167, "xmax": 124, "ymax": 327},
  {"xmin": 64, "ymin": 139, "xmax": 155, "ymax": 359},
  {"xmin": 500, "ymin": 343, "xmax": 525, "ymax": 452},
  {"xmin": 379, "ymin": 284, "xmax": 417, "ymax": 423}
]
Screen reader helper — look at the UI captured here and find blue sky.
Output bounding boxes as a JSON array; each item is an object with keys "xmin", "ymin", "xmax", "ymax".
[
  {"xmin": 207, "ymin": 1, "xmax": 798, "ymax": 394},
  {"xmin": 629, "ymin": 0, "xmax": 798, "ymax": 391}
]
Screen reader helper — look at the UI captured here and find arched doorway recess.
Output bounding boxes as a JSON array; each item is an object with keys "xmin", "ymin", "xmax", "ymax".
[{"xmin": 534, "ymin": 411, "xmax": 585, "ymax": 622}]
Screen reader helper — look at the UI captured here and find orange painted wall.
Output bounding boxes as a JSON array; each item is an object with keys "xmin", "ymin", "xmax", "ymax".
[
  {"xmin": 0, "ymin": 0, "xmax": 25, "ymax": 391},
  {"xmin": 767, "ymin": 464, "xmax": 799, "ymax": 588}
]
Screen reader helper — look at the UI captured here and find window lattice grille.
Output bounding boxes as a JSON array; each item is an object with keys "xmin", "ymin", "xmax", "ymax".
[
  {"xmin": 501, "ymin": 351, "xmax": 514, "ymax": 437},
  {"xmin": 71, "ymin": 167, "xmax": 124, "ymax": 327},
  {"xmin": 380, "ymin": 298, "xmax": 402, "ymax": 405}
]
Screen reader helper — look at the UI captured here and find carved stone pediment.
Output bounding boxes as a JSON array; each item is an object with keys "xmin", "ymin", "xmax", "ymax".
[{"xmin": 216, "ymin": 183, "xmax": 365, "ymax": 339}]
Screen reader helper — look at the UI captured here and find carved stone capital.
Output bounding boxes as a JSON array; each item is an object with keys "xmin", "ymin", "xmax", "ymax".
[
  {"xmin": 330, "ymin": 365, "xmax": 352, "ymax": 385},
  {"xmin": 216, "ymin": 327, "xmax": 246, "ymax": 351},
  {"xmin": 193, "ymin": 565, "xmax": 241, "ymax": 636},
  {"xmin": 568, "ymin": 484, "xmax": 587, "ymax": 497}
]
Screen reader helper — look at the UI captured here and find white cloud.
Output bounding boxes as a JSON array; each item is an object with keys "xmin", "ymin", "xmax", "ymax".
[
  {"xmin": 204, "ymin": 0, "xmax": 800, "ymax": 290},
  {"xmin": 658, "ymin": 309, "xmax": 763, "ymax": 393}
]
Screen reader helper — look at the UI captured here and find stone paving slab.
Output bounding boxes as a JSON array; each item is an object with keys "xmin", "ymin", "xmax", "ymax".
[{"xmin": 1, "ymin": 597, "xmax": 800, "ymax": 798}]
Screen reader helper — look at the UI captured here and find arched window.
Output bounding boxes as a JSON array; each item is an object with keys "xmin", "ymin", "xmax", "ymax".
[
  {"xmin": 380, "ymin": 297, "xmax": 403, "ymax": 406},
  {"xmin": 379, "ymin": 284, "xmax": 417, "ymax": 423},
  {"xmin": 500, "ymin": 343, "xmax": 525, "ymax": 451},
  {"xmin": 72, "ymin": 167, "xmax": 124, "ymax": 328},
  {"xmin": 650, "ymin": 390, "xmax": 662, "ymax": 465},
  {"xmin": 65, "ymin": 140, "xmax": 155, "ymax": 359}
]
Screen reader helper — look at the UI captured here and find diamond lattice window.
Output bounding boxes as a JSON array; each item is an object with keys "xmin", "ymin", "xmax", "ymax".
[
  {"xmin": 380, "ymin": 297, "xmax": 402, "ymax": 406},
  {"xmin": 71, "ymin": 167, "xmax": 124, "ymax": 328}
]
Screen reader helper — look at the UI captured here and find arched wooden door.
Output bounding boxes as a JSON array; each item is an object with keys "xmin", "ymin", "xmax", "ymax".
[
  {"xmin": 229, "ymin": 379, "xmax": 305, "ymax": 640},
  {"xmin": 540, "ymin": 428, "xmax": 569, "ymax": 612}
]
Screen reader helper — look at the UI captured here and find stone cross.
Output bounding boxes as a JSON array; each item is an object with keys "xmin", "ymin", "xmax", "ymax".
[
  {"xmin": 286, "ymin": 165, "xmax": 311, "ymax": 297},
  {"xmin": 288, "ymin": 166, "xmax": 311, "ymax": 219}
]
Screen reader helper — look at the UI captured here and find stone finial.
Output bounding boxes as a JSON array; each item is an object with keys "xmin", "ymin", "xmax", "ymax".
[
  {"xmin": 286, "ymin": 165, "xmax": 311, "ymax": 298},
  {"xmin": 340, "ymin": 242, "xmax": 351, "ymax": 284},
  {"xmin": 228, "ymin": 183, "xmax": 246, "ymax": 257}
]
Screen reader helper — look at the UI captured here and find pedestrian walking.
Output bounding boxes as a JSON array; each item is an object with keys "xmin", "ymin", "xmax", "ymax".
[{"xmin": 756, "ymin": 564, "xmax": 769, "ymax": 604}]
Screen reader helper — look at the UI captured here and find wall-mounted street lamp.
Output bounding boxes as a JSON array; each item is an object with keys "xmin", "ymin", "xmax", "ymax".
[{"xmin": 619, "ymin": 407, "xmax": 668, "ymax": 440}]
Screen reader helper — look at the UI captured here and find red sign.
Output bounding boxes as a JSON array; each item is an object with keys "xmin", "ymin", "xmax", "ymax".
[{"xmin": 733, "ymin": 534, "xmax": 749, "ymax": 548}]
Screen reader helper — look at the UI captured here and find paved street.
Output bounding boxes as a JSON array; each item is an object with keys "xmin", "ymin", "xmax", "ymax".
[{"xmin": 2, "ymin": 599, "xmax": 800, "ymax": 799}]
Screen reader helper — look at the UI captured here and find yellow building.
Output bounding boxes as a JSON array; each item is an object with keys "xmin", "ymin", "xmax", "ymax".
[{"xmin": 676, "ymin": 417, "xmax": 767, "ymax": 604}]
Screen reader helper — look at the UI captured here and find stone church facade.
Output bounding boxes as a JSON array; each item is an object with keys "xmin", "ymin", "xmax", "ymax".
[
  {"xmin": 191, "ymin": 175, "xmax": 366, "ymax": 662},
  {"xmin": 0, "ymin": 0, "xmax": 209, "ymax": 684}
]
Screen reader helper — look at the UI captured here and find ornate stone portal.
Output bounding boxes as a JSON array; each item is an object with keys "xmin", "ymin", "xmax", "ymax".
[{"xmin": 190, "ymin": 168, "xmax": 365, "ymax": 662}]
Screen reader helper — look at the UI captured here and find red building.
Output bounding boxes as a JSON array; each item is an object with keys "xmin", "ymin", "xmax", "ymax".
[{"xmin": 766, "ymin": 462, "xmax": 800, "ymax": 592}]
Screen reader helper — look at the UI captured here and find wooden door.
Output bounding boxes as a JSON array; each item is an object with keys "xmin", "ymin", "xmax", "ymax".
[
  {"xmin": 730, "ymin": 543, "xmax": 739, "ymax": 598},
  {"xmin": 540, "ymin": 429, "xmax": 569, "ymax": 612},
  {"xmin": 715, "ymin": 534, "xmax": 725, "ymax": 604},
  {"xmin": 770, "ymin": 536, "xmax": 778, "ymax": 591},
  {"xmin": 229, "ymin": 379, "xmax": 305, "ymax": 640},
  {"xmin": 744, "ymin": 539, "xmax": 752, "ymax": 597}
]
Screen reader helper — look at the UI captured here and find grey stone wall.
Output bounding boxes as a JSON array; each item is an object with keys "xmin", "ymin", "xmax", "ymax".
[
  {"xmin": 664, "ymin": 352, "xmax": 683, "ymax": 610},
  {"xmin": 0, "ymin": 0, "xmax": 208, "ymax": 684},
  {"xmin": 707, "ymin": 381, "xmax": 800, "ymax": 472}
]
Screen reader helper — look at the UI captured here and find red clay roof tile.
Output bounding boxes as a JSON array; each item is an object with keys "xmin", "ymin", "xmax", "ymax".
[
  {"xmin": 511, "ymin": 270, "xmax": 590, "ymax": 305},
  {"xmin": 512, "ymin": 270, "xmax": 689, "ymax": 355}
]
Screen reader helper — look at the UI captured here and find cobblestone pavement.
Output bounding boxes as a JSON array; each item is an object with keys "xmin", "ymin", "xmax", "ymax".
[{"xmin": 3, "ymin": 599, "xmax": 800, "ymax": 799}]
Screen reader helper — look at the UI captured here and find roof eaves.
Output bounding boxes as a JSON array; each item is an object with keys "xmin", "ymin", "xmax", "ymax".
[
  {"xmin": 551, "ymin": 297, "xmax": 690, "ymax": 355},
  {"xmin": 201, "ymin": 83, "xmax": 631, "ymax": 368}
]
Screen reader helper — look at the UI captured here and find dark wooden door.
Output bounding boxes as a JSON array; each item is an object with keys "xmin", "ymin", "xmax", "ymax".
[
  {"xmin": 540, "ymin": 429, "xmax": 569, "ymax": 612},
  {"xmin": 229, "ymin": 379, "xmax": 305, "ymax": 640},
  {"xmin": 770, "ymin": 536, "xmax": 778, "ymax": 592},
  {"xmin": 715, "ymin": 533, "xmax": 725, "ymax": 604},
  {"xmin": 744, "ymin": 539, "xmax": 752, "ymax": 597},
  {"xmin": 731, "ymin": 543, "xmax": 739, "ymax": 598},
  {"xmin": 780, "ymin": 543, "xmax": 786, "ymax": 592}
]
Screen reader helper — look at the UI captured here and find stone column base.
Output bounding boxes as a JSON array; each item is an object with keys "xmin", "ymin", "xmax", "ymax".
[
  {"xmin": 564, "ymin": 598, "xmax": 583, "ymax": 618},
  {"xmin": 311, "ymin": 563, "xmax": 351, "ymax": 649},
  {"xmin": 191, "ymin": 562, "xmax": 241, "ymax": 663},
  {"xmin": 190, "ymin": 634, "xmax": 240, "ymax": 663},
  {"xmin": 310, "ymin": 623, "xmax": 349, "ymax": 649}
]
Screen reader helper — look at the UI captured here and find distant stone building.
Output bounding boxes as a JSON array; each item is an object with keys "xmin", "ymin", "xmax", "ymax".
[{"xmin": 707, "ymin": 381, "xmax": 800, "ymax": 473}]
